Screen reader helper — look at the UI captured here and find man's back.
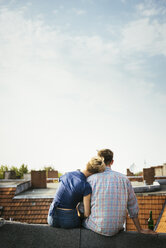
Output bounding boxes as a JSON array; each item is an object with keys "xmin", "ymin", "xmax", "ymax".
[{"xmin": 83, "ymin": 167, "xmax": 139, "ymax": 236}]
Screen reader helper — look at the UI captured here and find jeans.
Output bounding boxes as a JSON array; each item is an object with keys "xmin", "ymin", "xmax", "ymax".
[{"xmin": 47, "ymin": 208, "xmax": 81, "ymax": 229}]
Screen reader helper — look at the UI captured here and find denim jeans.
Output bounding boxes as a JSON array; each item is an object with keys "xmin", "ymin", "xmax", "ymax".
[{"xmin": 47, "ymin": 208, "xmax": 81, "ymax": 229}]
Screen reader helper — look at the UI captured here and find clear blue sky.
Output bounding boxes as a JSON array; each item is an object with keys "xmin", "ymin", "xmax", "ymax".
[{"xmin": 0, "ymin": 0, "xmax": 166, "ymax": 174}]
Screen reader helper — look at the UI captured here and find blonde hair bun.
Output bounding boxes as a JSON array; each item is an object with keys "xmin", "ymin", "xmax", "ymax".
[{"xmin": 86, "ymin": 156, "xmax": 106, "ymax": 174}]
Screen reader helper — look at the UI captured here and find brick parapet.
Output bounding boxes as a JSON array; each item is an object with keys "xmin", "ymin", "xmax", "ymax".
[
  {"xmin": 31, "ymin": 171, "xmax": 46, "ymax": 189},
  {"xmin": 143, "ymin": 167, "xmax": 155, "ymax": 185}
]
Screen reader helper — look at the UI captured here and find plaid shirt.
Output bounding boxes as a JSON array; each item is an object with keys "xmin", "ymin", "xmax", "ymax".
[{"xmin": 83, "ymin": 167, "xmax": 139, "ymax": 236}]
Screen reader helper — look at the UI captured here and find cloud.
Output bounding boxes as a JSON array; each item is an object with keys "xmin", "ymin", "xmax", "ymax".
[
  {"xmin": 0, "ymin": 6, "xmax": 126, "ymax": 122},
  {"xmin": 72, "ymin": 8, "xmax": 86, "ymax": 15},
  {"xmin": 136, "ymin": 1, "xmax": 166, "ymax": 17},
  {"xmin": 118, "ymin": 1, "xmax": 166, "ymax": 57},
  {"xmin": 121, "ymin": 18, "xmax": 166, "ymax": 56},
  {"xmin": 0, "ymin": 4, "xmax": 165, "ymax": 109},
  {"xmin": 53, "ymin": 9, "xmax": 58, "ymax": 15}
]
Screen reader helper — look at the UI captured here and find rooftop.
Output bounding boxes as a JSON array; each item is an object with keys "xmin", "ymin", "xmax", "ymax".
[
  {"xmin": 0, "ymin": 179, "xmax": 58, "ymax": 198},
  {"xmin": 14, "ymin": 183, "xmax": 58, "ymax": 199},
  {"xmin": 1, "ymin": 178, "xmax": 166, "ymax": 232},
  {"xmin": 0, "ymin": 179, "xmax": 29, "ymax": 188},
  {"xmin": 156, "ymin": 201, "xmax": 166, "ymax": 233}
]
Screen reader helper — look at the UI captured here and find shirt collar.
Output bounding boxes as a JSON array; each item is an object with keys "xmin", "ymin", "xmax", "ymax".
[
  {"xmin": 77, "ymin": 170, "xmax": 87, "ymax": 180},
  {"xmin": 105, "ymin": 166, "xmax": 112, "ymax": 171}
]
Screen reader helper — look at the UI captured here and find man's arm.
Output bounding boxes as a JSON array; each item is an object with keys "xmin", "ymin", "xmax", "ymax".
[
  {"xmin": 127, "ymin": 180, "xmax": 157, "ymax": 234},
  {"xmin": 132, "ymin": 217, "xmax": 157, "ymax": 234}
]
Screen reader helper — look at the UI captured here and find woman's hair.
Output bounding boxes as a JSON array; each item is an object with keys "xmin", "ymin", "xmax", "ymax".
[
  {"xmin": 86, "ymin": 156, "xmax": 105, "ymax": 174},
  {"xmin": 97, "ymin": 149, "xmax": 114, "ymax": 165}
]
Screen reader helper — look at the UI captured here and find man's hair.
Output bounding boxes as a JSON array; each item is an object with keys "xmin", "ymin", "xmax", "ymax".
[
  {"xmin": 97, "ymin": 149, "xmax": 114, "ymax": 165},
  {"xmin": 86, "ymin": 156, "xmax": 105, "ymax": 174}
]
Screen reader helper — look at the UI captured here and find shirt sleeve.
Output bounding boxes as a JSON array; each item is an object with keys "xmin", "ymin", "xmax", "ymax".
[
  {"xmin": 59, "ymin": 174, "xmax": 64, "ymax": 182},
  {"xmin": 127, "ymin": 179, "xmax": 139, "ymax": 218},
  {"xmin": 83, "ymin": 182, "xmax": 92, "ymax": 196}
]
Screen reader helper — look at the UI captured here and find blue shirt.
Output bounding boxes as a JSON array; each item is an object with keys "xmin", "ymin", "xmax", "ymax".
[{"xmin": 48, "ymin": 171, "xmax": 92, "ymax": 216}]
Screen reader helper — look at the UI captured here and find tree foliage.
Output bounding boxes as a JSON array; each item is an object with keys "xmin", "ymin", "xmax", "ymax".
[
  {"xmin": 0, "ymin": 164, "xmax": 28, "ymax": 179},
  {"xmin": 0, "ymin": 165, "xmax": 9, "ymax": 179},
  {"xmin": 43, "ymin": 166, "xmax": 55, "ymax": 177},
  {"xmin": 134, "ymin": 171, "xmax": 143, "ymax": 176},
  {"xmin": 43, "ymin": 166, "xmax": 63, "ymax": 178},
  {"xmin": 58, "ymin": 172, "xmax": 63, "ymax": 177},
  {"xmin": 19, "ymin": 164, "xmax": 28, "ymax": 177},
  {"xmin": 44, "ymin": 166, "xmax": 54, "ymax": 172}
]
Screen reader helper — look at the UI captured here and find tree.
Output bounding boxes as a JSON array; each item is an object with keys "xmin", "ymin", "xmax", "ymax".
[
  {"xmin": 134, "ymin": 171, "xmax": 143, "ymax": 176},
  {"xmin": 43, "ymin": 166, "xmax": 55, "ymax": 177},
  {"xmin": 2, "ymin": 164, "xmax": 29, "ymax": 179},
  {"xmin": 0, "ymin": 165, "xmax": 9, "ymax": 179},
  {"xmin": 44, "ymin": 166, "xmax": 54, "ymax": 172},
  {"xmin": 10, "ymin": 166, "xmax": 20, "ymax": 178},
  {"xmin": 58, "ymin": 172, "xmax": 63, "ymax": 177},
  {"xmin": 19, "ymin": 164, "xmax": 28, "ymax": 178}
]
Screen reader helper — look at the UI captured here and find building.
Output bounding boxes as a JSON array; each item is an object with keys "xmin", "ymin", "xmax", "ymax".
[
  {"xmin": 0, "ymin": 170, "xmax": 58, "ymax": 224},
  {"xmin": 126, "ymin": 163, "xmax": 166, "ymax": 233},
  {"xmin": 1, "ymin": 168, "xmax": 166, "ymax": 233}
]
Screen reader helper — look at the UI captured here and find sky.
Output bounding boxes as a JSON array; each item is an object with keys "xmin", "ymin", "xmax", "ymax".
[{"xmin": 0, "ymin": 0, "xmax": 166, "ymax": 174}]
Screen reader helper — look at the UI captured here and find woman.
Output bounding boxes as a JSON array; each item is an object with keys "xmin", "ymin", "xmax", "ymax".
[{"xmin": 47, "ymin": 156, "xmax": 105, "ymax": 228}]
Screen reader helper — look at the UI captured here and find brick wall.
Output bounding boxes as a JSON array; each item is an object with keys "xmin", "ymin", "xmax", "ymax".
[
  {"xmin": 154, "ymin": 166, "xmax": 163, "ymax": 177},
  {"xmin": 126, "ymin": 195, "xmax": 166, "ymax": 231},
  {"xmin": 31, "ymin": 171, "xmax": 46, "ymax": 188},
  {"xmin": 127, "ymin": 169, "xmax": 134, "ymax": 176},
  {"xmin": 143, "ymin": 168, "xmax": 155, "ymax": 185},
  {"xmin": 163, "ymin": 164, "xmax": 166, "ymax": 176},
  {"xmin": 47, "ymin": 170, "xmax": 58, "ymax": 178},
  {"xmin": 128, "ymin": 177, "xmax": 143, "ymax": 182},
  {"xmin": 155, "ymin": 177, "xmax": 166, "ymax": 180}
]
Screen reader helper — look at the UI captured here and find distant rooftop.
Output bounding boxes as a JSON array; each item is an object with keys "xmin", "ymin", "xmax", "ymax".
[
  {"xmin": 14, "ymin": 183, "xmax": 58, "ymax": 199},
  {"xmin": 0, "ymin": 179, "xmax": 58, "ymax": 198},
  {"xmin": 0, "ymin": 179, "xmax": 28, "ymax": 188}
]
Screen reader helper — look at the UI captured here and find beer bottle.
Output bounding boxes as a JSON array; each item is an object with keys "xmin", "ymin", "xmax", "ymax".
[{"xmin": 148, "ymin": 210, "xmax": 154, "ymax": 230}]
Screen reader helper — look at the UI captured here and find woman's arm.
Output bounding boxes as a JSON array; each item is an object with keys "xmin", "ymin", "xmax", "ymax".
[{"xmin": 83, "ymin": 194, "xmax": 91, "ymax": 218}]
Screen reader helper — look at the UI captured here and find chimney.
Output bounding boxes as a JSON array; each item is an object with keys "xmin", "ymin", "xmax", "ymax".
[
  {"xmin": 127, "ymin": 169, "xmax": 134, "ymax": 176},
  {"xmin": 143, "ymin": 167, "xmax": 155, "ymax": 185},
  {"xmin": 47, "ymin": 170, "xmax": 58, "ymax": 178},
  {"xmin": 31, "ymin": 171, "xmax": 47, "ymax": 188}
]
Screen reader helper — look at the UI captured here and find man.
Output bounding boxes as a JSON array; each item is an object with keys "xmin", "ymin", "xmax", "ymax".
[{"xmin": 82, "ymin": 149, "xmax": 156, "ymax": 236}]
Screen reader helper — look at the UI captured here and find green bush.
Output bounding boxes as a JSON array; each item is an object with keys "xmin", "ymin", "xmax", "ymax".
[
  {"xmin": 0, "ymin": 165, "xmax": 9, "ymax": 179},
  {"xmin": 0, "ymin": 164, "xmax": 28, "ymax": 179}
]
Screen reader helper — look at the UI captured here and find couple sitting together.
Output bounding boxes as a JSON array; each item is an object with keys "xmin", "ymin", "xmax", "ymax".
[{"xmin": 47, "ymin": 149, "xmax": 156, "ymax": 236}]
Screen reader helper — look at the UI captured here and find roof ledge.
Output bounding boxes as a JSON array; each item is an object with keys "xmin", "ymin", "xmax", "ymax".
[
  {"xmin": 0, "ymin": 221, "xmax": 166, "ymax": 248},
  {"xmin": 15, "ymin": 180, "xmax": 31, "ymax": 195}
]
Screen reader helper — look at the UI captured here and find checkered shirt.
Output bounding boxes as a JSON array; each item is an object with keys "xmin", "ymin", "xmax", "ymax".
[{"xmin": 82, "ymin": 167, "xmax": 139, "ymax": 236}]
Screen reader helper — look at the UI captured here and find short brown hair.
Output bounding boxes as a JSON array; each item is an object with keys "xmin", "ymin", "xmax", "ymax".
[
  {"xmin": 86, "ymin": 156, "xmax": 105, "ymax": 174},
  {"xmin": 97, "ymin": 149, "xmax": 113, "ymax": 165}
]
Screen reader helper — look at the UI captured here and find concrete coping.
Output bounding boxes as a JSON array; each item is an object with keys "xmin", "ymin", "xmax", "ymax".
[
  {"xmin": 133, "ymin": 182, "xmax": 161, "ymax": 193},
  {"xmin": 0, "ymin": 179, "xmax": 31, "ymax": 189},
  {"xmin": 0, "ymin": 221, "xmax": 166, "ymax": 248}
]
